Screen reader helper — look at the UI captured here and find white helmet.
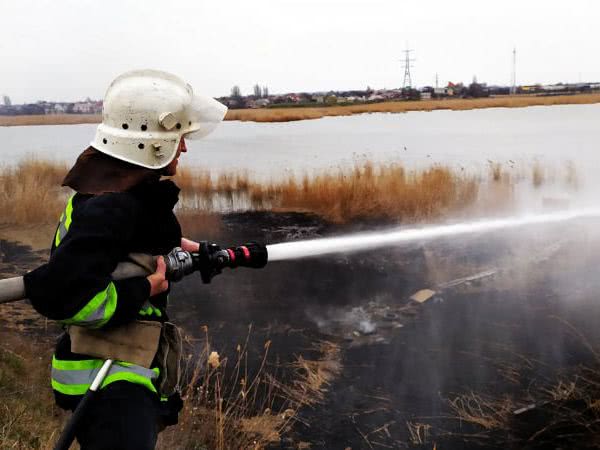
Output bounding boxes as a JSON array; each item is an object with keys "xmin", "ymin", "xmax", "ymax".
[{"xmin": 91, "ymin": 69, "xmax": 227, "ymax": 169}]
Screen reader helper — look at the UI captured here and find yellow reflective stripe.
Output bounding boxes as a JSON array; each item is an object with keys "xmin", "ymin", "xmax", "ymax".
[
  {"xmin": 51, "ymin": 356, "xmax": 160, "ymax": 396},
  {"xmin": 138, "ymin": 302, "xmax": 162, "ymax": 318},
  {"xmin": 54, "ymin": 212, "xmax": 65, "ymax": 248},
  {"xmin": 64, "ymin": 196, "xmax": 74, "ymax": 230},
  {"xmin": 51, "ymin": 379, "xmax": 89, "ymax": 396},
  {"xmin": 52, "ymin": 355, "xmax": 103, "ymax": 371},
  {"xmin": 54, "ymin": 195, "xmax": 75, "ymax": 248},
  {"xmin": 101, "ymin": 370, "xmax": 159, "ymax": 394},
  {"xmin": 60, "ymin": 282, "xmax": 118, "ymax": 328},
  {"xmin": 51, "ymin": 370, "xmax": 159, "ymax": 395}
]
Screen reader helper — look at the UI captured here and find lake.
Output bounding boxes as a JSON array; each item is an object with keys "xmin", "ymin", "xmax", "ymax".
[{"xmin": 1, "ymin": 104, "xmax": 599, "ymax": 185}]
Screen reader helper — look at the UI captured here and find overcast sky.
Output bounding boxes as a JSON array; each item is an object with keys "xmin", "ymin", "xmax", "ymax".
[{"xmin": 1, "ymin": 0, "xmax": 599, "ymax": 103}]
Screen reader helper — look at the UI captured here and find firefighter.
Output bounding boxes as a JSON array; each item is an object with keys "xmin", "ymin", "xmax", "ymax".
[{"xmin": 24, "ymin": 69, "xmax": 227, "ymax": 450}]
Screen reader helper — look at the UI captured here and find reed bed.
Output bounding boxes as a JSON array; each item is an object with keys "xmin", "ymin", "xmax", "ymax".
[
  {"xmin": 1, "ymin": 157, "xmax": 575, "ymax": 228},
  {"xmin": 0, "ymin": 114, "xmax": 101, "ymax": 127},
  {"xmin": 225, "ymin": 93, "xmax": 600, "ymax": 123},
  {"xmin": 175, "ymin": 162, "xmax": 480, "ymax": 223}
]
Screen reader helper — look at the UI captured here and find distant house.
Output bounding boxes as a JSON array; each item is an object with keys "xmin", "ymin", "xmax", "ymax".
[
  {"xmin": 255, "ymin": 98, "xmax": 270, "ymax": 107},
  {"xmin": 54, "ymin": 103, "xmax": 68, "ymax": 114},
  {"xmin": 421, "ymin": 92, "xmax": 432, "ymax": 100},
  {"xmin": 73, "ymin": 101, "xmax": 96, "ymax": 114},
  {"xmin": 541, "ymin": 84, "xmax": 568, "ymax": 92}
]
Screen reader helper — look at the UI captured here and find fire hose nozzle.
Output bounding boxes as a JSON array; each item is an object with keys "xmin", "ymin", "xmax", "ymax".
[{"xmin": 164, "ymin": 241, "xmax": 268, "ymax": 284}]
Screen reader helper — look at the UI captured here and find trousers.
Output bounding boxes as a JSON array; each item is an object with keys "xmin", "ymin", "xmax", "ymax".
[{"xmin": 73, "ymin": 382, "xmax": 160, "ymax": 450}]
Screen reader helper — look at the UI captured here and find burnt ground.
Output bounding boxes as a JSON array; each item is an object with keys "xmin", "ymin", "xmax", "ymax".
[{"xmin": 3, "ymin": 212, "xmax": 600, "ymax": 448}]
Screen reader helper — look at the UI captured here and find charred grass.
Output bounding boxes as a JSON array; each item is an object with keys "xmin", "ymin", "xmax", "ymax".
[{"xmin": 439, "ymin": 322, "xmax": 600, "ymax": 449}]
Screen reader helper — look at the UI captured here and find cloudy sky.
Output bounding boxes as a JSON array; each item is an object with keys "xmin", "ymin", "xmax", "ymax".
[{"xmin": 1, "ymin": 0, "xmax": 599, "ymax": 103}]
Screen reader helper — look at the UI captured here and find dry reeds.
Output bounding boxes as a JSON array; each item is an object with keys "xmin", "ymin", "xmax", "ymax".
[
  {"xmin": 158, "ymin": 327, "xmax": 342, "ymax": 449},
  {"xmin": 0, "ymin": 159, "xmax": 482, "ymax": 227},
  {"xmin": 0, "ymin": 159, "xmax": 69, "ymax": 225},
  {"xmin": 0, "ymin": 114, "xmax": 101, "ymax": 127},
  {"xmin": 273, "ymin": 163, "xmax": 479, "ymax": 223},
  {"xmin": 176, "ymin": 162, "xmax": 480, "ymax": 223},
  {"xmin": 225, "ymin": 93, "xmax": 600, "ymax": 123}
]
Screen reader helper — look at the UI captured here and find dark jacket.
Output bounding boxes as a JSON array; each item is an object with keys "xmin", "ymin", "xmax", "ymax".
[{"xmin": 24, "ymin": 179, "xmax": 182, "ymax": 409}]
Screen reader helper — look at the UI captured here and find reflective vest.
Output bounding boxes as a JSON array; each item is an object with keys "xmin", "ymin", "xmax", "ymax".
[
  {"xmin": 51, "ymin": 356, "xmax": 159, "ymax": 396},
  {"xmin": 51, "ymin": 194, "xmax": 162, "ymax": 396}
]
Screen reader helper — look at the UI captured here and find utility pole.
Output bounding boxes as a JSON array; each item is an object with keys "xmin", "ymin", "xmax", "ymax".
[
  {"xmin": 435, "ymin": 73, "xmax": 439, "ymax": 89},
  {"xmin": 511, "ymin": 47, "xmax": 517, "ymax": 94},
  {"xmin": 400, "ymin": 47, "xmax": 415, "ymax": 89}
]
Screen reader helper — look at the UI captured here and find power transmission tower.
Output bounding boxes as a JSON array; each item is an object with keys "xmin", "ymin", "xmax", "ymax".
[
  {"xmin": 511, "ymin": 47, "xmax": 517, "ymax": 94},
  {"xmin": 400, "ymin": 48, "xmax": 415, "ymax": 89}
]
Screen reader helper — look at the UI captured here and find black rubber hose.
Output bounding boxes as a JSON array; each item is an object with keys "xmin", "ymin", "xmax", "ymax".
[{"xmin": 52, "ymin": 389, "xmax": 99, "ymax": 450}]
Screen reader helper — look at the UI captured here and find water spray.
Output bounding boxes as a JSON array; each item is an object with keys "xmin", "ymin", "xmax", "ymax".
[
  {"xmin": 267, "ymin": 208, "xmax": 600, "ymax": 261},
  {"xmin": 1, "ymin": 208, "xmax": 600, "ymax": 305}
]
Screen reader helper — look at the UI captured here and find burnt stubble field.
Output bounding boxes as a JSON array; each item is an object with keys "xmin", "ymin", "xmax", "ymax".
[{"xmin": 165, "ymin": 211, "xmax": 600, "ymax": 449}]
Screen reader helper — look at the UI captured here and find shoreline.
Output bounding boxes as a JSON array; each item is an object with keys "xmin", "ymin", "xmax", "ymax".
[{"xmin": 1, "ymin": 93, "xmax": 600, "ymax": 126}]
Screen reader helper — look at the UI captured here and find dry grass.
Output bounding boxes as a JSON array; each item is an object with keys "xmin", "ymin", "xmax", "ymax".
[
  {"xmin": 176, "ymin": 162, "xmax": 480, "ymax": 224},
  {"xmin": 0, "ymin": 114, "xmax": 101, "ymax": 127},
  {"xmin": 158, "ymin": 327, "xmax": 342, "ymax": 449},
  {"xmin": 226, "ymin": 93, "xmax": 600, "ymax": 123},
  {"xmin": 0, "ymin": 159, "xmax": 69, "ymax": 225},
  {"xmin": 3, "ymin": 157, "xmax": 571, "ymax": 228},
  {"xmin": 441, "ymin": 322, "xmax": 600, "ymax": 448},
  {"xmin": 0, "ymin": 332, "xmax": 64, "ymax": 449},
  {"xmin": 448, "ymin": 392, "xmax": 514, "ymax": 431},
  {"xmin": 3, "ymin": 94, "xmax": 600, "ymax": 126},
  {"xmin": 0, "ymin": 325, "xmax": 341, "ymax": 450},
  {"xmin": 273, "ymin": 163, "xmax": 479, "ymax": 223},
  {"xmin": 0, "ymin": 159, "xmax": 483, "ymax": 227}
]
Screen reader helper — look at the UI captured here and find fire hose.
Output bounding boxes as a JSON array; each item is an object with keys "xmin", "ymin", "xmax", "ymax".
[{"xmin": 0, "ymin": 241, "xmax": 268, "ymax": 305}]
